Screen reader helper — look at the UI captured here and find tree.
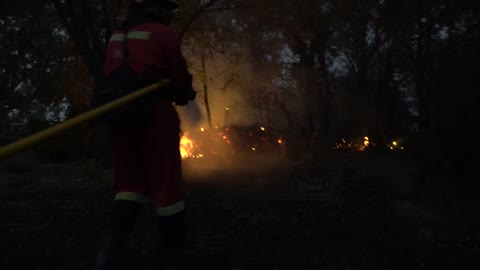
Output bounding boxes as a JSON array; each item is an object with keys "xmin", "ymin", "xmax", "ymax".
[
  {"xmin": 0, "ymin": 1, "xmax": 79, "ymax": 124},
  {"xmin": 182, "ymin": 0, "xmax": 253, "ymax": 128}
]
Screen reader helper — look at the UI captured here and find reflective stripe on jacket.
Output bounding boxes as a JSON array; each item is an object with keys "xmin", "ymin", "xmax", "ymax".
[{"xmin": 104, "ymin": 22, "xmax": 193, "ymax": 92}]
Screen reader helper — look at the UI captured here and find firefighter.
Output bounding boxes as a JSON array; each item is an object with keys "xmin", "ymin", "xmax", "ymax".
[{"xmin": 94, "ymin": 0, "xmax": 195, "ymax": 269}]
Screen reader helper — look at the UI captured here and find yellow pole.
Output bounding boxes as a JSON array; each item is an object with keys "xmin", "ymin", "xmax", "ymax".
[{"xmin": 0, "ymin": 80, "xmax": 171, "ymax": 159}]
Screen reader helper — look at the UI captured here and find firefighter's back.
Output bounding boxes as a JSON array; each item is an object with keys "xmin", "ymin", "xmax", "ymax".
[{"xmin": 105, "ymin": 22, "xmax": 179, "ymax": 78}]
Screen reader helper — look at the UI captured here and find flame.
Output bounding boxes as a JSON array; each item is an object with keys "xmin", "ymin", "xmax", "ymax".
[
  {"xmin": 180, "ymin": 133, "xmax": 204, "ymax": 159},
  {"xmin": 180, "ymin": 134, "xmax": 194, "ymax": 158},
  {"xmin": 364, "ymin": 136, "xmax": 370, "ymax": 147}
]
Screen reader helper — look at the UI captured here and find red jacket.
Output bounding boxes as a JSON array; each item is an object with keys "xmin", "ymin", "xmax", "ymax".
[{"xmin": 105, "ymin": 22, "xmax": 193, "ymax": 93}]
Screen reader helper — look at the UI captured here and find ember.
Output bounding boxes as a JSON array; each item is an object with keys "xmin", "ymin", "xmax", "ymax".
[
  {"xmin": 178, "ymin": 124, "xmax": 283, "ymax": 159},
  {"xmin": 333, "ymin": 136, "xmax": 405, "ymax": 152},
  {"xmin": 333, "ymin": 137, "xmax": 370, "ymax": 151},
  {"xmin": 333, "ymin": 138, "xmax": 354, "ymax": 150},
  {"xmin": 387, "ymin": 140, "xmax": 405, "ymax": 151}
]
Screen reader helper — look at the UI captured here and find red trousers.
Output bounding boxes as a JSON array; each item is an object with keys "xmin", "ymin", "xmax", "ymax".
[{"xmin": 110, "ymin": 99, "xmax": 184, "ymax": 216}]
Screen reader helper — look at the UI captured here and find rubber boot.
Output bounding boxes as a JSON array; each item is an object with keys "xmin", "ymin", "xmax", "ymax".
[
  {"xmin": 155, "ymin": 211, "xmax": 188, "ymax": 270},
  {"xmin": 94, "ymin": 200, "xmax": 141, "ymax": 270}
]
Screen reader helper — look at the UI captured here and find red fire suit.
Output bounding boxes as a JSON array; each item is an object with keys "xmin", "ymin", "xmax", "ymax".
[{"xmin": 104, "ymin": 22, "xmax": 192, "ymax": 216}]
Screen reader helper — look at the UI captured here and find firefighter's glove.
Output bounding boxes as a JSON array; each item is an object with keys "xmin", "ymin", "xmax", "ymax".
[{"xmin": 175, "ymin": 90, "xmax": 196, "ymax": 106}]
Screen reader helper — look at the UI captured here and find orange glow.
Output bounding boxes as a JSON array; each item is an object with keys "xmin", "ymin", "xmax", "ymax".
[
  {"xmin": 364, "ymin": 136, "xmax": 370, "ymax": 147},
  {"xmin": 180, "ymin": 134, "xmax": 194, "ymax": 158},
  {"xmin": 200, "ymin": 127, "xmax": 205, "ymax": 132},
  {"xmin": 179, "ymin": 133, "xmax": 204, "ymax": 159},
  {"xmin": 278, "ymin": 138, "xmax": 283, "ymax": 145},
  {"xmin": 334, "ymin": 137, "xmax": 368, "ymax": 151},
  {"xmin": 221, "ymin": 134, "xmax": 231, "ymax": 144}
]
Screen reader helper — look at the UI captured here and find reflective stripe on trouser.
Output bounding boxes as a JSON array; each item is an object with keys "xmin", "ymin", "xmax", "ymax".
[
  {"xmin": 115, "ymin": 192, "xmax": 150, "ymax": 203},
  {"xmin": 115, "ymin": 192, "xmax": 185, "ymax": 216}
]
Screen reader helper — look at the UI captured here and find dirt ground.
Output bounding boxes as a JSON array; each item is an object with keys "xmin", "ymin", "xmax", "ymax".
[{"xmin": 1, "ymin": 152, "xmax": 478, "ymax": 270}]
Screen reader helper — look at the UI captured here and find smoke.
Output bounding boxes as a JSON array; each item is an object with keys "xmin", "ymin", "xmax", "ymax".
[
  {"xmin": 176, "ymin": 91, "xmax": 289, "ymax": 176},
  {"xmin": 176, "ymin": 100, "xmax": 203, "ymax": 131},
  {"xmin": 177, "ymin": 35, "xmax": 295, "ymax": 176},
  {"xmin": 182, "ymin": 152, "xmax": 290, "ymax": 183}
]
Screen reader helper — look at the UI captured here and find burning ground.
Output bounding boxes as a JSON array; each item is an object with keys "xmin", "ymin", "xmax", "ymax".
[{"xmin": 1, "ymin": 152, "xmax": 479, "ymax": 270}]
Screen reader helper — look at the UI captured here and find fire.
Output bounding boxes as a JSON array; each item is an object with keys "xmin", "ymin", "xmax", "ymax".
[
  {"xmin": 364, "ymin": 136, "xmax": 370, "ymax": 147},
  {"xmin": 179, "ymin": 133, "xmax": 204, "ymax": 159},
  {"xmin": 333, "ymin": 137, "xmax": 369, "ymax": 151},
  {"xmin": 180, "ymin": 134, "xmax": 194, "ymax": 158},
  {"xmin": 178, "ymin": 124, "xmax": 284, "ymax": 158}
]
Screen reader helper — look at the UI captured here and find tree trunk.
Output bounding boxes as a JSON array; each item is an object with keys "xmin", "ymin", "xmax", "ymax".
[
  {"xmin": 200, "ymin": 50, "xmax": 213, "ymax": 129},
  {"xmin": 373, "ymin": 45, "xmax": 395, "ymax": 146},
  {"xmin": 316, "ymin": 41, "xmax": 334, "ymax": 149},
  {"xmin": 52, "ymin": 0, "xmax": 105, "ymax": 78}
]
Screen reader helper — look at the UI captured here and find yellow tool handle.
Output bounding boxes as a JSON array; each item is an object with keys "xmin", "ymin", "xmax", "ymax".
[{"xmin": 0, "ymin": 80, "xmax": 171, "ymax": 159}]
